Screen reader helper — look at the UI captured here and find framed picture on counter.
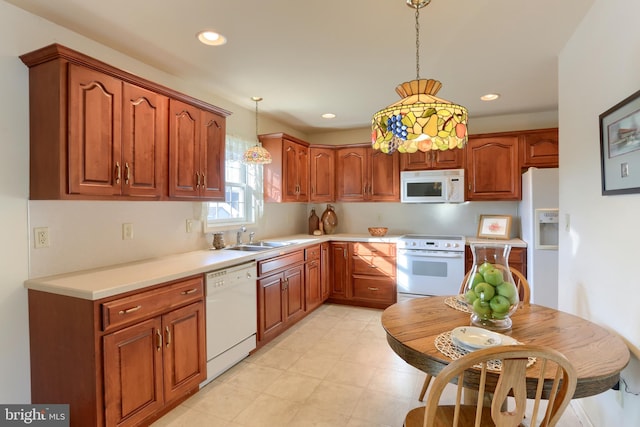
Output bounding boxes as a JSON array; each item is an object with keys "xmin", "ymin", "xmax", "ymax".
[{"xmin": 477, "ymin": 215, "xmax": 512, "ymax": 240}]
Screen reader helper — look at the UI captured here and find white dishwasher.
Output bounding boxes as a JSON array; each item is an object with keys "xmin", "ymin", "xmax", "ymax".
[{"xmin": 203, "ymin": 261, "xmax": 257, "ymax": 385}]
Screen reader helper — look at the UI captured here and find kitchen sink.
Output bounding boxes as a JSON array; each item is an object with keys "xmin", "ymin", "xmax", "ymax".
[
  {"xmin": 223, "ymin": 240, "xmax": 294, "ymax": 252},
  {"xmin": 225, "ymin": 245, "xmax": 272, "ymax": 252}
]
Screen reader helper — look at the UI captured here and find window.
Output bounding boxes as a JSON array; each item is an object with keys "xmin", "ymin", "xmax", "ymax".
[{"xmin": 205, "ymin": 135, "xmax": 263, "ymax": 230}]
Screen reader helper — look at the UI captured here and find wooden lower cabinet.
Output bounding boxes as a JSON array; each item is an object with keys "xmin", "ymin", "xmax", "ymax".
[
  {"xmin": 320, "ymin": 242, "xmax": 330, "ymax": 301},
  {"xmin": 257, "ymin": 250, "xmax": 306, "ymax": 347},
  {"xmin": 28, "ymin": 275, "xmax": 206, "ymax": 427},
  {"xmin": 305, "ymin": 245, "xmax": 323, "ymax": 312},
  {"xmin": 328, "ymin": 242, "xmax": 397, "ymax": 309},
  {"xmin": 328, "ymin": 242, "xmax": 350, "ymax": 301}
]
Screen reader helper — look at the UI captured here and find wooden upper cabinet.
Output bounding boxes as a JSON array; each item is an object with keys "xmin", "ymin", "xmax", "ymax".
[
  {"xmin": 336, "ymin": 145, "xmax": 399, "ymax": 202},
  {"xmin": 400, "ymin": 148, "xmax": 463, "ymax": 171},
  {"xmin": 67, "ymin": 64, "xmax": 123, "ymax": 197},
  {"xmin": 465, "ymin": 134, "xmax": 521, "ymax": 201},
  {"xmin": 520, "ymin": 128, "xmax": 559, "ymax": 169},
  {"xmin": 260, "ymin": 133, "xmax": 310, "ymax": 202},
  {"xmin": 169, "ymin": 100, "xmax": 226, "ymax": 200},
  {"xmin": 122, "ymin": 82, "xmax": 168, "ymax": 198},
  {"xmin": 309, "ymin": 146, "xmax": 335, "ymax": 202},
  {"xmin": 20, "ymin": 43, "xmax": 229, "ymax": 201}
]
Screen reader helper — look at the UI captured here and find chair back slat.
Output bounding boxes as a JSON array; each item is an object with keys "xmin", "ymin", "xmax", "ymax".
[{"xmin": 412, "ymin": 345, "xmax": 577, "ymax": 427}]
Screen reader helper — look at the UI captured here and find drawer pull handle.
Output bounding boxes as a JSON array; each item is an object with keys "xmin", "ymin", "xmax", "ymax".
[
  {"xmin": 165, "ymin": 326, "xmax": 171, "ymax": 347},
  {"xmin": 369, "ymin": 264, "xmax": 380, "ymax": 268},
  {"xmin": 367, "ymin": 287, "xmax": 379, "ymax": 291},
  {"xmin": 181, "ymin": 288, "xmax": 198, "ymax": 295},
  {"xmin": 118, "ymin": 305, "xmax": 141, "ymax": 315},
  {"xmin": 156, "ymin": 329, "xmax": 162, "ymax": 351}
]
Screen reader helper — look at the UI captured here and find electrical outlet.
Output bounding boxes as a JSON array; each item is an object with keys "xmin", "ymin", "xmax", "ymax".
[
  {"xmin": 122, "ymin": 223, "xmax": 134, "ymax": 240},
  {"xmin": 34, "ymin": 227, "xmax": 50, "ymax": 248},
  {"xmin": 186, "ymin": 219, "xmax": 193, "ymax": 233}
]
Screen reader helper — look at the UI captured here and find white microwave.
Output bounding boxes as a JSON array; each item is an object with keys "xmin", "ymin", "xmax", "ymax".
[{"xmin": 400, "ymin": 169, "xmax": 465, "ymax": 203}]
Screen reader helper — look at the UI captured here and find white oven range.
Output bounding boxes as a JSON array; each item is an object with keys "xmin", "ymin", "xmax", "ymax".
[{"xmin": 396, "ymin": 234, "xmax": 466, "ymax": 301}]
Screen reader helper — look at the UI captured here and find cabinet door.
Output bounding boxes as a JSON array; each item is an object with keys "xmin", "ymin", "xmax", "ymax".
[
  {"xmin": 400, "ymin": 150, "xmax": 431, "ymax": 171},
  {"xmin": 104, "ymin": 317, "xmax": 163, "ymax": 427},
  {"xmin": 296, "ymin": 144, "xmax": 309, "ymax": 201},
  {"xmin": 283, "ymin": 140, "xmax": 300, "ymax": 201},
  {"xmin": 122, "ymin": 82, "xmax": 168, "ymax": 198},
  {"xmin": 320, "ymin": 242, "xmax": 330, "ymax": 300},
  {"xmin": 336, "ymin": 147, "xmax": 367, "ymax": 201},
  {"xmin": 284, "ymin": 265, "xmax": 305, "ymax": 321},
  {"xmin": 368, "ymin": 149, "xmax": 400, "ymax": 201},
  {"xmin": 169, "ymin": 99, "xmax": 200, "ymax": 198},
  {"xmin": 329, "ymin": 242, "xmax": 350, "ymax": 299},
  {"xmin": 305, "ymin": 259, "xmax": 322, "ymax": 312},
  {"xmin": 520, "ymin": 129, "xmax": 559, "ymax": 168},
  {"xmin": 309, "ymin": 147, "xmax": 335, "ymax": 202},
  {"xmin": 466, "ymin": 135, "xmax": 520, "ymax": 200},
  {"xmin": 162, "ymin": 301, "xmax": 206, "ymax": 404},
  {"xmin": 68, "ymin": 64, "xmax": 122, "ymax": 196},
  {"xmin": 432, "ymin": 149, "xmax": 463, "ymax": 170},
  {"xmin": 258, "ymin": 274, "xmax": 285, "ymax": 343},
  {"xmin": 200, "ymin": 110, "xmax": 226, "ymax": 200}
]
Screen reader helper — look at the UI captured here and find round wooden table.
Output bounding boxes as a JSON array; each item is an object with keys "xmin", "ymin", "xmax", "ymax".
[{"xmin": 381, "ymin": 296, "xmax": 630, "ymax": 398}]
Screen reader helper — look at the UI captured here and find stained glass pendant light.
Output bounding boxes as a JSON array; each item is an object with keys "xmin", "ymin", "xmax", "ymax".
[
  {"xmin": 371, "ymin": 0, "xmax": 468, "ymax": 154},
  {"xmin": 243, "ymin": 97, "xmax": 272, "ymax": 164}
]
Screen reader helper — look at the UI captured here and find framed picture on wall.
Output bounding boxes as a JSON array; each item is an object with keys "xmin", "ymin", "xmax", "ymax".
[
  {"xmin": 477, "ymin": 215, "xmax": 512, "ymax": 240},
  {"xmin": 600, "ymin": 88, "xmax": 640, "ymax": 195}
]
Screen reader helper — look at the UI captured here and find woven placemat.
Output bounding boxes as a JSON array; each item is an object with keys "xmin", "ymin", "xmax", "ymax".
[
  {"xmin": 444, "ymin": 295, "xmax": 472, "ymax": 313},
  {"xmin": 434, "ymin": 331, "xmax": 534, "ymax": 371}
]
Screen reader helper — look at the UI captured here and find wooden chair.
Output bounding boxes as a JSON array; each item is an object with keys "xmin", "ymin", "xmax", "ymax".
[
  {"xmin": 405, "ymin": 345, "xmax": 577, "ymax": 427},
  {"xmin": 418, "ymin": 267, "xmax": 531, "ymax": 402}
]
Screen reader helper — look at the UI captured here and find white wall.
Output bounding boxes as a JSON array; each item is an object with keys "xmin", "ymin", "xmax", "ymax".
[{"xmin": 559, "ymin": 0, "xmax": 640, "ymax": 424}]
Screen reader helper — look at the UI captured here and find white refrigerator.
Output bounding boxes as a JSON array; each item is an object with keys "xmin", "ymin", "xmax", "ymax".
[{"xmin": 519, "ymin": 167, "xmax": 559, "ymax": 308}]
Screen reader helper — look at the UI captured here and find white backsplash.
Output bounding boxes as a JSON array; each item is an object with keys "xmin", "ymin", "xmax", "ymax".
[{"xmin": 28, "ymin": 200, "xmax": 518, "ymax": 278}]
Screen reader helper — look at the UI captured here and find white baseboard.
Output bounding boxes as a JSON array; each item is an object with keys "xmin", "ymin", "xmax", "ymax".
[{"xmin": 570, "ymin": 400, "xmax": 593, "ymax": 427}]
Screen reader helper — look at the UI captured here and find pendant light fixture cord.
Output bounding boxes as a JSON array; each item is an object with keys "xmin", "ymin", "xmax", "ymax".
[{"xmin": 415, "ymin": 5, "xmax": 421, "ymax": 81}]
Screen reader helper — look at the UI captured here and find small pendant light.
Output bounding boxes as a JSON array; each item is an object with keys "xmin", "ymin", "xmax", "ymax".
[{"xmin": 242, "ymin": 97, "xmax": 272, "ymax": 164}]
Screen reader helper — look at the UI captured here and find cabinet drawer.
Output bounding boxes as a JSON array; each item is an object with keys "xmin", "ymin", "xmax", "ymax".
[
  {"xmin": 258, "ymin": 250, "xmax": 304, "ymax": 277},
  {"xmin": 352, "ymin": 256, "xmax": 396, "ymax": 277},
  {"xmin": 101, "ymin": 275, "xmax": 204, "ymax": 332},
  {"xmin": 352, "ymin": 277, "xmax": 396, "ymax": 302},
  {"xmin": 351, "ymin": 242, "xmax": 396, "ymax": 256},
  {"xmin": 305, "ymin": 244, "xmax": 320, "ymax": 261}
]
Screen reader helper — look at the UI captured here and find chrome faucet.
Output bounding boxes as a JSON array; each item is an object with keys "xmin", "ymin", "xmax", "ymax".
[{"xmin": 236, "ymin": 226, "xmax": 247, "ymax": 245}]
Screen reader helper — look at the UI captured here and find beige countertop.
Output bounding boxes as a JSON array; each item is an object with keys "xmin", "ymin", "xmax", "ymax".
[
  {"xmin": 24, "ymin": 233, "xmax": 524, "ymax": 300},
  {"xmin": 24, "ymin": 233, "xmax": 400, "ymax": 301},
  {"xmin": 465, "ymin": 237, "xmax": 527, "ymax": 248}
]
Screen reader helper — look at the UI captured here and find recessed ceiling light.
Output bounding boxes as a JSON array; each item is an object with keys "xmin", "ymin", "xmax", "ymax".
[
  {"xmin": 481, "ymin": 93, "xmax": 500, "ymax": 101},
  {"xmin": 321, "ymin": 113, "xmax": 336, "ymax": 119},
  {"xmin": 197, "ymin": 30, "xmax": 227, "ymax": 46}
]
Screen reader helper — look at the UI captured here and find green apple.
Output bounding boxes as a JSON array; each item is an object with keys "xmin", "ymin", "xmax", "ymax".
[
  {"xmin": 489, "ymin": 294, "xmax": 511, "ymax": 314},
  {"xmin": 496, "ymin": 282, "xmax": 518, "ymax": 304},
  {"xmin": 483, "ymin": 268, "xmax": 504, "ymax": 286},
  {"xmin": 465, "ymin": 289, "xmax": 478, "ymax": 304},
  {"xmin": 473, "ymin": 282, "xmax": 495, "ymax": 301},
  {"xmin": 470, "ymin": 272, "xmax": 484, "ymax": 288},
  {"xmin": 473, "ymin": 298, "xmax": 492, "ymax": 318},
  {"xmin": 478, "ymin": 261, "xmax": 494, "ymax": 276}
]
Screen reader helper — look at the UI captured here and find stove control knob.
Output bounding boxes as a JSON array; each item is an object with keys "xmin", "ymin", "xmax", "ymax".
[
  {"xmin": 444, "ymin": 243, "xmax": 451, "ymax": 248},
  {"xmin": 411, "ymin": 242, "xmax": 416, "ymax": 246}
]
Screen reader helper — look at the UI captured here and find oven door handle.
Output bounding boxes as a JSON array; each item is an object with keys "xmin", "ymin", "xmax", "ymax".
[{"xmin": 398, "ymin": 250, "xmax": 464, "ymax": 259}]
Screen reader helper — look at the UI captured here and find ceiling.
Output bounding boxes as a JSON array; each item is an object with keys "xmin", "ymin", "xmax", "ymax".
[{"xmin": 8, "ymin": 0, "xmax": 594, "ymax": 134}]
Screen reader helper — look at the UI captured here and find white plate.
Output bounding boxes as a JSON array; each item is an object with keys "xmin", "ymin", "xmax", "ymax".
[{"xmin": 451, "ymin": 326, "xmax": 517, "ymax": 350}]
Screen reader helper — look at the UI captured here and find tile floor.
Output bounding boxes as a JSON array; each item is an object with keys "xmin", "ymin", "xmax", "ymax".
[{"xmin": 152, "ymin": 303, "xmax": 583, "ymax": 427}]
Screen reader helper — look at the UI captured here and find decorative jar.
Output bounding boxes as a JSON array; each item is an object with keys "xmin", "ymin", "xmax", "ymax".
[{"xmin": 463, "ymin": 243, "xmax": 519, "ymax": 331}]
